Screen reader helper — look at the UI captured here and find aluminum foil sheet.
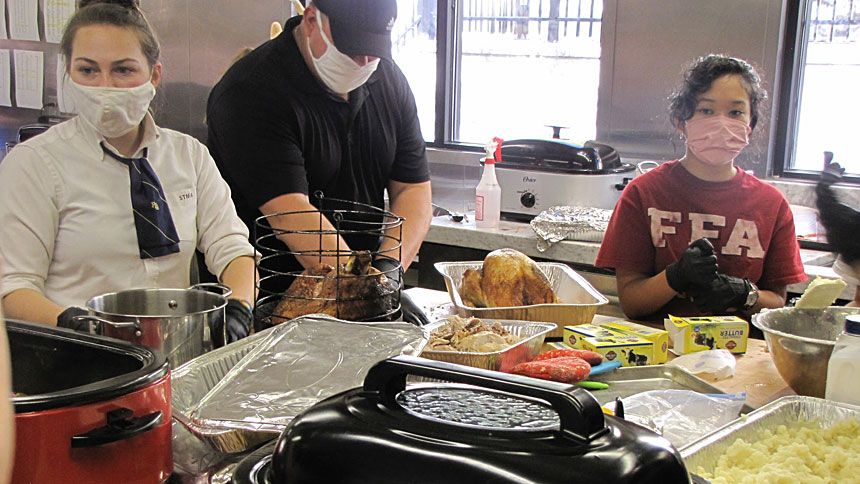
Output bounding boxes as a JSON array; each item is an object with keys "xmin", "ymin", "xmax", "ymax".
[
  {"xmin": 420, "ymin": 319, "xmax": 554, "ymax": 371},
  {"xmin": 529, "ymin": 206, "xmax": 613, "ymax": 252},
  {"xmin": 680, "ymin": 396, "xmax": 860, "ymax": 476},
  {"xmin": 173, "ymin": 314, "xmax": 428, "ymax": 455}
]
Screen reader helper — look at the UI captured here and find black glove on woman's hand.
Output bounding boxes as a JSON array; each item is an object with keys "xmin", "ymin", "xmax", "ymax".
[
  {"xmin": 687, "ymin": 275, "xmax": 751, "ymax": 314},
  {"xmin": 665, "ymin": 238, "xmax": 719, "ymax": 294},
  {"xmin": 57, "ymin": 306, "xmax": 90, "ymax": 332},
  {"xmin": 224, "ymin": 299, "xmax": 253, "ymax": 345},
  {"xmin": 816, "ymin": 160, "xmax": 860, "ymax": 263}
]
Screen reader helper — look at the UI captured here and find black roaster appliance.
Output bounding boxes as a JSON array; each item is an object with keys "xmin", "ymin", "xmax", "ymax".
[{"xmin": 231, "ymin": 355, "xmax": 693, "ymax": 484}]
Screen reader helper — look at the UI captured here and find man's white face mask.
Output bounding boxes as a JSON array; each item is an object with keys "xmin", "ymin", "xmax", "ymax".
[
  {"xmin": 69, "ymin": 79, "xmax": 156, "ymax": 138},
  {"xmin": 308, "ymin": 12, "xmax": 380, "ymax": 94}
]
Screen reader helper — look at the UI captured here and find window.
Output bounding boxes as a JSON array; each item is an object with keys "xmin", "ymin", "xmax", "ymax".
[
  {"xmin": 777, "ymin": 0, "xmax": 860, "ymax": 179},
  {"xmin": 392, "ymin": 0, "xmax": 603, "ymax": 146}
]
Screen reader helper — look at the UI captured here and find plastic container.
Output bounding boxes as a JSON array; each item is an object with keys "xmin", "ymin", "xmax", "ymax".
[
  {"xmin": 825, "ymin": 314, "xmax": 860, "ymax": 405},
  {"xmin": 475, "ymin": 137, "xmax": 502, "ymax": 228}
]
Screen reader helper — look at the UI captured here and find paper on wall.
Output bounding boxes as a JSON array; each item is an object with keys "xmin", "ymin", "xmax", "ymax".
[
  {"xmin": 13, "ymin": 50, "xmax": 44, "ymax": 109},
  {"xmin": 0, "ymin": 1, "xmax": 8, "ymax": 40},
  {"xmin": 0, "ymin": 50, "xmax": 11, "ymax": 107},
  {"xmin": 44, "ymin": 0, "xmax": 76, "ymax": 43},
  {"xmin": 8, "ymin": 0, "xmax": 40, "ymax": 42}
]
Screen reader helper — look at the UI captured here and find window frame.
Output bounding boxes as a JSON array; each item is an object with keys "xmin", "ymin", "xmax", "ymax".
[
  {"xmin": 765, "ymin": 0, "xmax": 858, "ymax": 183},
  {"xmin": 427, "ymin": 0, "xmax": 859, "ymax": 183}
]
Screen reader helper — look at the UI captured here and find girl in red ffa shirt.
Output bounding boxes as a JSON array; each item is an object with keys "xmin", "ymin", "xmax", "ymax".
[{"xmin": 595, "ymin": 55, "xmax": 806, "ymax": 320}]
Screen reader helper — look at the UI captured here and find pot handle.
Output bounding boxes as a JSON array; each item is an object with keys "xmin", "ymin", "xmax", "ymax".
[
  {"xmin": 189, "ymin": 282, "xmax": 233, "ymax": 298},
  {"xmin": 363, "ymin": 355, "xmax": 608, "ymax": 443},
  {"xmin": 73, "ymin": 315, "xmax": 142, "ymax": 337},
  {"xmin": 71, "ymin": 408, "xmax": 163, "ymax": 448}
]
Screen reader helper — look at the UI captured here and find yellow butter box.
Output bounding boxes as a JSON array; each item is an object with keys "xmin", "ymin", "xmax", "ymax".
[
  {"xmin": 597, "ymin": 320, "xmax": 670, "ymax": 364},
  {"xmin": 563, "ymin": 324, "xmax": 655, "ymax": 367},
  {"xmin": 664, "ymin": 315, "xmax": 748, "ymax": 355}
]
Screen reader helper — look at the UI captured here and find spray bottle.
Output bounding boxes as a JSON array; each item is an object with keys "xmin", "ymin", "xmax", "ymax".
[{"xmin": 475, "ymin": 137, "xmax": 503, "ymax": 229}]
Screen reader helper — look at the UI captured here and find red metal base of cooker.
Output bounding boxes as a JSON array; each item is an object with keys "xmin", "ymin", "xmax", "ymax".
[{"xmin": 11, "ymin": 373, "xmax": 173, "ymax": 484}]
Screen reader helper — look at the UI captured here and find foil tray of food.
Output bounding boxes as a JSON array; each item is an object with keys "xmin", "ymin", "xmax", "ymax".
[
  {"xmin": 171, "ymin": 314, "xmax": 429, "ymax": 454},
  {"xmin": 435, "ymin": 249, "xmax": 608, "ymax": 338},
  {"xmin": 419, "ymin": 316, "xmax": 555, "ymax": 372},
  {"xmin": 680, "ymin": 396, "xmax": 860, "ymax": 483}
]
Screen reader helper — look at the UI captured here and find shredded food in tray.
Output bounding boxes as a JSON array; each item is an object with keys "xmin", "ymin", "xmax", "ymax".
[
  {"xmin": 427, "ymin": 315, "xmax": 523, "ymax": 353},
  {"xmin": 697, "ymin": 417, "xmax": 860, "ymax": 484}
]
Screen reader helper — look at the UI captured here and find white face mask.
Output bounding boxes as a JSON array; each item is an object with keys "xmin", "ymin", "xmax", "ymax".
[
  {"xmin": 308, "ymin": 13, "xmax": 380, "ymax": 94},
  {"xmin": 69, "ymin": 79, "xmax": 156, "ymax": 138}
]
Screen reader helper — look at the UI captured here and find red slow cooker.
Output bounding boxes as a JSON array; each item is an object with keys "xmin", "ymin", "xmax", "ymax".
[{"xmin": 8, "ymin": 320, "xmax": 172, "ymax": 484}]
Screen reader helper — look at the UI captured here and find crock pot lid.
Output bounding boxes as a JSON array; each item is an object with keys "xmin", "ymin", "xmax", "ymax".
[{"xmin": 396, "ymin": 385, "xmax": 560, "ymax": 431}]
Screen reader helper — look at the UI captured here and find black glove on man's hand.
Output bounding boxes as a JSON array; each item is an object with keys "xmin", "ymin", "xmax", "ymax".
[
  {"xmin": 665, "ymin": 238, "xmax": 719, "ymax": 294},
  {"xmin": 57, "ymin": 306, "xmax": 90, "ymax": 332},
  {"xmin": 816, "ymin": 159, "xmax": 860, "ymax": 263},
  {"xmin": 372, "ymin": 256, "xmax": 402, "ymax": 287},
  {"xmin": 687, "ymin": 275, "xmax": 752, "ymax": 314},
  {"xmin": 400, "ymin": 291, "xmax": 430, "ymax": 326}
]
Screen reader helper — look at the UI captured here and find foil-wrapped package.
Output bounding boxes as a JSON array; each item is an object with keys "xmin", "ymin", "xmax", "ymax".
[
  {"xmin": 530, "ymin": 206, "xmax": 613, "ymax": 252},
  {"xmin": 171, "ymin": 314, "xmax": 429, "ymax": 474}
]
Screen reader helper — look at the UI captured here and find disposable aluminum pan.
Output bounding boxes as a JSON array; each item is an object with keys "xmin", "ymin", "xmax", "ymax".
[
  {"xmin": 680, "ymin": 396, "xmax": 860, "ymax": 476},
  {"xmin": 434, "ymin": 261, "xmax": 608, "ymax": 337},
  {"xmin": 171, "ymin": 314, "xmax": 429, "ymax": 454},
  {"xmin": 420, "ymin": 318, "xmax": 555, "ymax": 372}
]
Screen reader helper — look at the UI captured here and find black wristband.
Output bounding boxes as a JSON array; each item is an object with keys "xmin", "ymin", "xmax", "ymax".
[{"xmin": 57, "ymin": 307, "xmax": 90, "ymax": 332}]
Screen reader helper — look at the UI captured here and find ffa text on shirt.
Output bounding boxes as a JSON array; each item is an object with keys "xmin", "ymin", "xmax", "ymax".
[{"xmin": 647, "ymin": 207, "xmax": 765, "ymax": 259}]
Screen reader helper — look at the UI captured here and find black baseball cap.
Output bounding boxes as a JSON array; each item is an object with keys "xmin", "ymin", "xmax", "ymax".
[{"xmin": 312, "ymin": 0, "xmax": 397, "ymax": 60}]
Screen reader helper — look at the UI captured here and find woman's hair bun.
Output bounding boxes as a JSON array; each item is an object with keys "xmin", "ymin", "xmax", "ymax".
[{"xmin": 78, "ymin": 0, "xmax": 141, "ymax": 10}]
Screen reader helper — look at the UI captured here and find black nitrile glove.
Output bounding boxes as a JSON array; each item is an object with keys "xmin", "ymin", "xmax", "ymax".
[
  {"xmin": 56, "ymin": 306, "xmax": 90, "ymax": 332},
  {"xmin": 224, "ymin": 299, "xmax": 252, "ymax": 345},
  {"xmin": 687, "ymin": 274, "xmax": 752, "ymax": 314},
  {"xmin": 816, "ymin": 158, "xmax": 860, "ymax": 263},
  {"xmin": 400, "ymin": 291, "xmax": 430, "ymax": 326},
  {"xmin": 664, "ymin": 238, "xmax": 719, "ymax": 294},
  {"xmin": 372, "ymin": 256, "xmax": 402, "ymax": 288}
]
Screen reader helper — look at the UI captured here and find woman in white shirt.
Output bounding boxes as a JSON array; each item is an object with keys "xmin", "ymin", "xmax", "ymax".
[
  {"xmin": 0, "ymin": 0, "xmax": 257, "ymax": 343},
  {"xmin": 0, "ymin": 259, "xmax": 12, "ymax": 484}
]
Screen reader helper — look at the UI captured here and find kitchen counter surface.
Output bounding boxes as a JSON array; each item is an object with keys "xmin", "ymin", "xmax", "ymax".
[
  {"xmin": 424, "ymin": 212, "xmax": 852, "ymax": 301},
  {"xmin": 406, "ymin": 287, "xmax": 794, "ymax": 409}
]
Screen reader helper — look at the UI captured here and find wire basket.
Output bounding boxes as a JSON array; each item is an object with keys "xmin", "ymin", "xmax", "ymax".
[{"xmin": 253, "ymin": 191, "xmax": 405, "ymax": 328}]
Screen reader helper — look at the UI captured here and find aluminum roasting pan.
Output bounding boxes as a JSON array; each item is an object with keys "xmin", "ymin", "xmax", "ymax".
[
  {"xmin": 435, "ymin": 261, "xmax": 608, "ymax": 338},
  {"xmin": 680, "ymin": 395, "xmax": 860, "ymax": 476},
  {"xmin": 587, "ymin": 365, "xmax": 755, "ymax": 414},
  {"xmin": 420, "ymin": 318, "xmax": 555, "ymax": 372},
  {"xmin": 171, "ymin": 314, "xmax": 429, "ymax": 454}
]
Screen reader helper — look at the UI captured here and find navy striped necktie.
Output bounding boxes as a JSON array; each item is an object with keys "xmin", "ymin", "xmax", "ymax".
[{"xmin": 102, "ymin": 142, "xmax": 181, "ymax": 259}]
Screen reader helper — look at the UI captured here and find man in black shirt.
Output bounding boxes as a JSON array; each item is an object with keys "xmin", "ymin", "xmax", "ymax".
[{"xmin": 206, "ymin": 0, "xmax": 432, "ymax": 300}]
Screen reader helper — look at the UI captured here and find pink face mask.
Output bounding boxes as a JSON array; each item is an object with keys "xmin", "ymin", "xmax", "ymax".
[{"xmin": 684, "ymin": 116, "xmax": 752, "ymax": 166}]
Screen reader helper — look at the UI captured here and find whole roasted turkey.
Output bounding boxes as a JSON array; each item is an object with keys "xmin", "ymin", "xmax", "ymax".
[
  {"xmin": 272, "ymin": 251, "xmax": 398, "ymax": 322},
  {"xmin": 460, "ymin": 248, "xmax": 559, "ymax": 307}
]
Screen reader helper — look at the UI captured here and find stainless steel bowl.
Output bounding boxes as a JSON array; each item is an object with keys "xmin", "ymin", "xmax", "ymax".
[{"xmin": 751, "ymin": 307, "xmax": 860, "ymax": 398}]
